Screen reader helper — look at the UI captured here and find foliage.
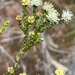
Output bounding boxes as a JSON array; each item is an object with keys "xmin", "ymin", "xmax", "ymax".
[{"xmin": 0, "ymin": 0, "xmax": 73, "ymax": 75}]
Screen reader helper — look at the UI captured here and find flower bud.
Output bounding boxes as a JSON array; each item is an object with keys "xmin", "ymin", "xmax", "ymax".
[
  {"xmin": 22, "ymin": 0, "xmax": 30, "ymax": 6},
  {"xmin": 28, "ymin": 16, "xmax": 35, "ymax": 23},
  {"xmin": 16, "ymin": 15, "xmax": 22, "ymax": 21}
]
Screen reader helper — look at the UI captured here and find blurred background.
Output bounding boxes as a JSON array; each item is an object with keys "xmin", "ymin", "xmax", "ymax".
[{"xmin": 0, "ymin": 0, "xmax": 75, "ymax": 75}]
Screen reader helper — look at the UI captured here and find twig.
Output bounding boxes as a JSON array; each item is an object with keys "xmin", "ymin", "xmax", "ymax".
[
  {"xmin": 0, "ymin": 34, "xmax": 24, "ymax": 43},
  {"xmin": 0, "ymin": 45, "xmax": 15, "ymax": 63}
]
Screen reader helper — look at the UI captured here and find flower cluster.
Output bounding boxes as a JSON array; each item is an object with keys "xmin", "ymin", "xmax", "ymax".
[
  {"xmin": 7, "ymin": 67, "xmax": 26, "ymax": 75},
  {"xmin": 30, "ymin": 0, "xmax": 42, "ymax": 6},
  {"xmin": 43, "ymin": 2, "xmax": 53, "ymax": 12},
  {"xmin": 55, "ymin": 68, "xmax": 65, "ymax": 75},
  {"xmin": 7, "ymin": 67, "xmax": 14, "ymax": 74},
  {"xmin": 61, "ymin": 10, "xmax": 73, "ymax": 23},
  {"xmin": 43, "ymin": 2, "xmax": 60, "ymax": 24},
  {"xmin": 16, "ymin": 15, "xmax": 22, "ymax": 21},
  {"xmin": 28, "ymin": 16, "xmax": 35, "ymax": 23},
  {"xmin": 19, "ymin": 73, "xmax": 26, "ymax": 75},
  {"xmin": 22, "ymin": 0, "xmax": 30, "ymax": 6},
  {"xmin": 46, "ymin": 9, "xmax": 60, "ymax": 24},
  {"xmin": 43, "ymin": 1, "xmax": 73, "ymax": 24},
  {"xmin": 36, "ymin": 12, "xmax": 43, "ymax": 18}
]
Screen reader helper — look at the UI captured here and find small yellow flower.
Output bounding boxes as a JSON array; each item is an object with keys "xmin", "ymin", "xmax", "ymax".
[
  {"xmin": 7, "ymin": 67, "xmax": 14, "ymax": 74},
  {"xmin": 6, "ymin": 20, "xmax": 10, "ymax": 24},
  {"xmin": 16, "ymin": 55, "xmax": 19, "ymax": 61},
  {"xmin": 20, "ymin": 51, "xmax": 25, "ymax": 55},
  {"xmin": 55, "ymin": 68, "xmax": 65, "ymax": 75},
  {"xmin": 41, "ymin": 38, "xmax": 44, "ymax": 41},
  {"xmin": 36, "ymin": 12, "xmax": 43, "ymax": 18},
  {"xmin": 16, "ymin": 15, "xmax": 22, "ymax": 21},
  {"xmin": 22, "ymin": 0, "xmax": 30, "ymax": 6},
  {"xmin": 19, "ymin": 73, "xmax": 27, "ymax": 75},
  {"xmin": 28, "ymin": 16, "xmax": 35, "ymax": 23}
]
